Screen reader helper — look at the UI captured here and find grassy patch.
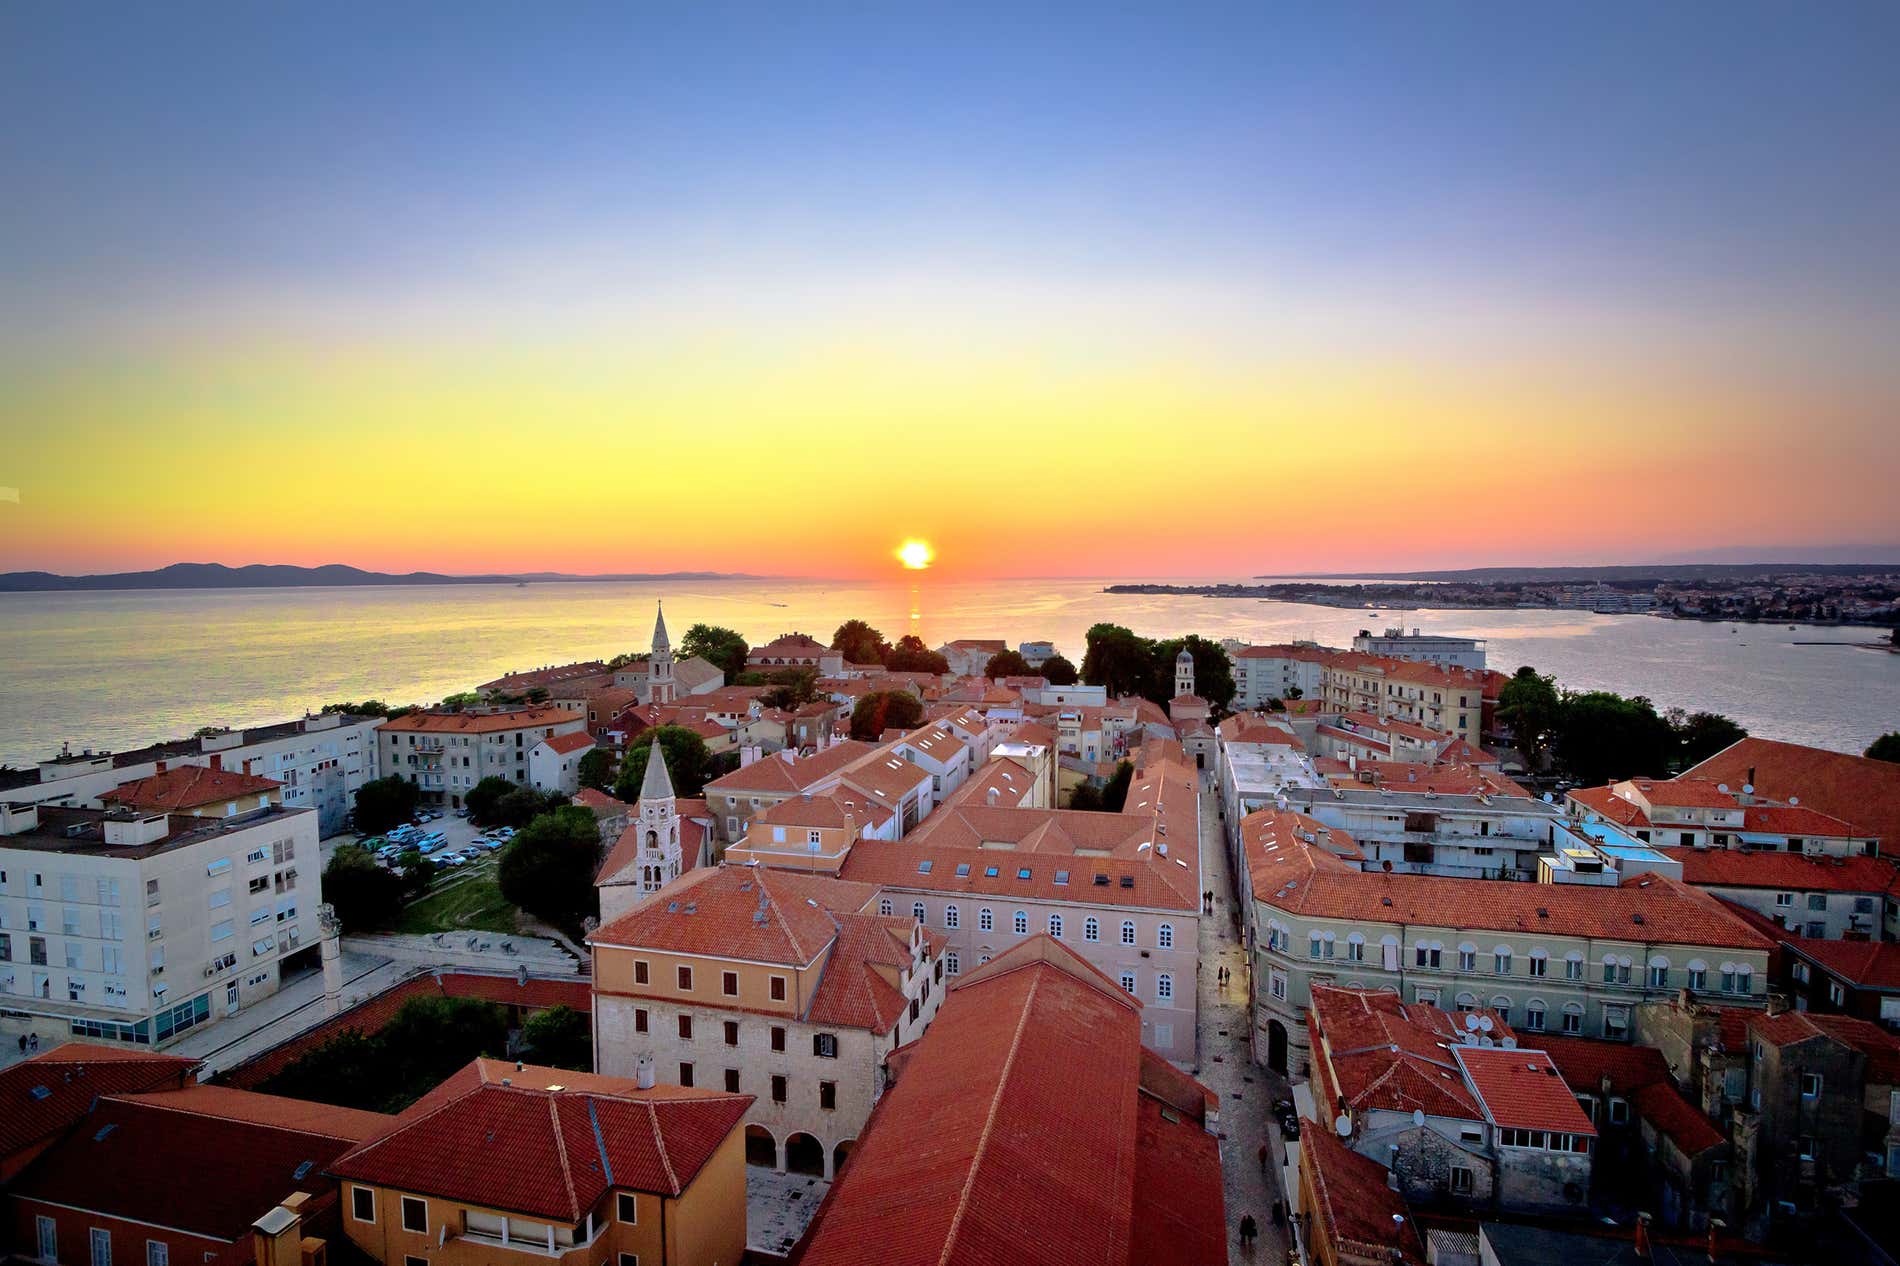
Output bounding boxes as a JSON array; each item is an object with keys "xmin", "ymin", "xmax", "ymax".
[{"xmin": 394, "ymin": 871, "xmax": 518, "ymax": 934}]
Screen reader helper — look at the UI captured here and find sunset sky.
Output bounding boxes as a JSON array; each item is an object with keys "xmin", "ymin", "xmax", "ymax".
[{"xmin": 3, "ymin": 2, "xmax": 1897, "ymax": 579}]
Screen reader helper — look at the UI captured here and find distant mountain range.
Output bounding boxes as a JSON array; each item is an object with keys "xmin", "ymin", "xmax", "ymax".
[
  {"xmin": 0, "ymin": 563, "xmax": 760, "ymax": 592},
  {"xmin": 1275, "ymin": 562, "xmax": 1900, "ymax": 583}
]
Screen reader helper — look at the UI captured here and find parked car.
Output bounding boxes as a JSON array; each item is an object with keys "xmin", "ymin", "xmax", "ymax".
[
  {"xmin": 489, "ymin": 826, "xmax": 516, "ymax": 840},
  {"xmin": 359, "ymin": 835, "xmax": 387, "ymax": 849},
  {"xmin": 452, "ymin": 807, "xmax": 467, "ymax": 818},
  {"xmin": 437, "ymin": 851, "xmax": 469, "ymax": 867},
  {"xmin": 374, "ymin": 844, "xmax": 404, "ymax": 860},
  {"xmin": 387, "ymin": 824, "xmax": 418, "ymax": 840},
  {"xmin": 416, "ymin": 832, "xmax": 448, "ymax": 853}
]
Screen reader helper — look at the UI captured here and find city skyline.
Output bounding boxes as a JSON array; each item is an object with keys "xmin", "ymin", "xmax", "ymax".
[{"xmin": 4, "ymin": 1, "xmax": 1898, "ymax": 579}]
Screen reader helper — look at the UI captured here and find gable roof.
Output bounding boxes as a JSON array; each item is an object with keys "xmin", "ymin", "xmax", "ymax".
[
  {"xmin": 330, "ymin": 1060, "xmax": 750, "ymax": 1217},
  {"xmin": 797, "ymin": 935, "xmax": 1222, "ymax": 1266},
  {"xmin": 1686, "ymin": 736, "xmax": 1900, "ymax": 847},
  {"xmin": 101, "ymin": 765, "xmax": 281, "ymax": 810},
  {"xmin": 1665, "ymin": 847, "xmax": 1899, "ymax": 894},
  {"xmin": 379, "ymin": 705, "xmax": 583, "ymax": 734},
  {"xmin": 1746, "ymin": 1009, "xmax": 1900, "ymax": 1082},
  {"xmin": 590, "ymin": 864, "xmax": 875, "ymax": 967},
  {"xmin": 1299, "ymin": 1117, "xmax": 1427, "ymax": 1263},
  {"xmin": 1783, "ymin": 936, "xmax": 1900, "ymax": 991},
  {"xmin": 1308, "ymin": 986, "xmax": 1498, "ymax": 1121},
  {"xmin": 0, "ymin": 1043, "xmax": 198, "ymax": 1165},
  {"xmin": 704, "ymin": 741, "xmax": 876, "ymax": 795},
  {"xmin": 538, "ymin": 731, "xmax": 595, "ymax": 756},
  {"xmin": 1452, "ymin": 1045, "xmax": 1596, "ymax": 1136}
]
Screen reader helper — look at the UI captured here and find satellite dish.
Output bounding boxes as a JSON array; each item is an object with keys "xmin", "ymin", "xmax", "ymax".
[
  {"xmin": 1742, "ymin": 783, "xmax": 1754, "ymax": 795},
  {"xmin": 1789, "ymin": 795, "xmax": 1800, "ymax": 806},
  {"xmin": 1717, "ymin": 783, "xmax": 1729, "ymax": 794},
  {"xmin": 1479, "ymin": 1015, "xmax": 1495, "ymax": 1032},
  {"xmin": 1464, "ymin": 1013, "xmax": 1481, "ymax": 1031},
  {"xmin": 1334, "ymin": 1114, "xmax": 1352, "ymax": 1137},
  {"xmin": 1412, "ymin": 1109, "xmax": 1426, "ymax": 1127},
  {"xmin": 1542, "ymin": 792, "xmax": 1555, "ymax": 803}
]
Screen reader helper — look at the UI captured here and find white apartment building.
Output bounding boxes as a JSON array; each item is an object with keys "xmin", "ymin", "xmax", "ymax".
[
  {"xmin": 0, "ymin": 711, "xmax": 382, "ymax": 836},
  {"xmin": 1350, "ymin": 627, "xmax": 1488, "ymax": 669},
  {"xmin": 377, "ymin": 705, "xmax": 586, "ymax": 810},
  {"xmin": 1229, "ymin": 644, "xmax": 1331, "ymax": 709},
  {"xmin": 0, "ymin": 800, "xmax": 321, "ymax": 1049}
]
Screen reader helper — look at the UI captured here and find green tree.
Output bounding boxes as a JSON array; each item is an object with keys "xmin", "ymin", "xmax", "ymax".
[
  {"xmin": 497, "ymin": 807, "xmax": 603, "ymax": 935},
  {"xmin": 1497, "ymin": 667, "xmax": 1562, "ymax": 769},
  {"xmin": 1554, "ymin": 692, "xmax": 1675, "ymax": 785},
  {"xmin": 353, "ymin": 776, "xmax": 419, "ymax": 834},
  {"xmin": 851, "ymin": 691, "xmax": 926, "ymax": 740},
  {"xmin": 1101, "ymin": 761, "xmax": 1135, "ymax": 812},
  {"xmin": 1284, "ymin": 685, "xmax": 1304, "ymax": 700},
  {"xmin": 1067, "ymin": 783, "xmax": 1104, "ymax": 811},
  {"xmin": 1154, "ymin": 635, "xmax": 1235, "ymax": 711},
  {"xmin": 321, "ymin": 845, "xmax": 407, "ymax": 931},
  {"xmin": 1040, "ymin": 654, "xmax": 1079, "ymax": 686},
  {"xmin": 1868, "ymin": 732, "xmax": 1900, "ymax": 763},
  {"xmin": 576, "ymin": 748, "xmax": 615, "ymax": 793},
  {"xmin": 494, "ymin": 786, "xmax": 561, "ymax": 828},
  {"xmin": 464, "ymin": 776, "xmax": 516, "ymax": 824},
  {"xmin": 261, "ymin": 996, "xmax": 510, "ymax": 1113},
  {"xmin": 680, "ymin": 624, "xmax": 749, "ymax": 679},
  {"xmin": 984, "ymin": 649, "xmax": 1033, "ymax": 679},
  {"xmin": 735, "ymin": 671, "xmax": 767, "ymax": 686},
  {"xmin": 615, "ymin": 726, "xmax": 713, "ymax": 801},
  {"xmin": 1668, "ymin": 710, "xmax": 1747, "ymax": 768},
  {"xmin": 522, "ymin": 1005, "xmax": 593, "ymax": 1071},
  {"xmin": 760, "ymin": 667, "xmax": 819, "ymax": 711},
  {"xmin": 1080, "ymin": 624, "xmax": 1155, "ymax": 699},
  {"xmin": 441, "ymin": 690, "xmax": 482, "ymax": 710},
  {"xmin": 322, "ymin": 700, "xmax": 402, "ymax": 718},
  {"xmin": 885, "ymin": 634, "xmax": 949, "ymax": 674},
  {"xmin": 831, "ymin": 620, "xmax": 892, "ymax": 666}
]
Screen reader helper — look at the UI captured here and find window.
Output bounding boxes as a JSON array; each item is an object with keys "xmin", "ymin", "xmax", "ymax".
[
  {"xmin": 878, "ymin": 898, "xmax": 892, "ymax": 916},
  {"xmin": 617, "ymin": 1193, "xmax": 638, "ymax": 1224},
  {"xmin": 678, "ymin": 1062, "xmax": 694, "ymax": 1087},
  {"xmin": 1808, "ymin": 893, "xmax": 1828, "ymax": 911},
  {"xmin": 944, "ymin": 905, "xmax": 959, "ymax": 929},
  {"xmin": 1121, "ymin": 920, "xmax": 1136, "ymax": 946},
  {"xmin": 634, "ymin": 960, "xmax": 650, "ymax": 985},
  {"xmin": 820, "ymin": 1081, "xmax": 837, "ymax": 1111},
  {"xmin": 1604, "ymin": 1006, "xmax": 1629, "ymax": 1040},
  {"xmin": 1494, "ymin": 951, "xmax": 1512, "ymax": 975},
  {"xmin": 400, "ymin": 1196, "xmax": 427, "ymax": 1234},
  {"xmin": 771, "ymin": 1075, "xmax": 787, "ymax": 1103},
  {"xmin": 1013, "ymin": 911, "xmax": 1028, "ymax": 934},
  {"xmin": 1562, "ymin": 1004, "xmax": 1583, "ymax": 1034},
  {"xmin": 1648, "ymin": 963, "xmax": 1669, "ymax": 988},
  {"xmin": 91, "ymin": 1229, "xmax": 110, "ymax": 1266},
  {"xmin": 1310, "ymin": 934, "xmax": 1325, "ymax": 959},
  {"xmin": 724, "ymin": 1068, "xmax": 740, "ymax": 1093},
  {"xmin": 1346, "ymin": 938, "xmax": 1364, "ymax": 962},
  {"xmin": 1157, "ymin": 923, "xmax": 1174, "ymax": 949},
  {"xmin": 351, "ymin": 1187, "xmax": 376, "ymax": 1223},
  {"xmin": 1449, "ymin": 1166, "xmax": 1474, "ymax": 1196},
  {"xmin": 1528, "ymin": 954, "xmax": 1547, "ymax": 978},
  {"xmin": 770, "ymin": 1026, "xmax": 786, "ymax": 1052},
  {"xmin": 677, "ymin": 965, "xmax": 693, "ymax": 990},
  {"xmin": 814, "ymin": 1032, "xmax": 839, "ymax": 1058},
  {"xmin": 1608, "ymin": 1098, "xmax": 1631, "ymax": 1125},
  {"xmin": 946, "ymin": 949, "xmax": 960, "ymax": 975},
  {"xmin": 770, "ymin": 975, "xmax": 786, "ymax": 1001},
  {"xmin": 1415, "ymin": 945, "xmax": 1441, "ymax": 969},
  {"xmin": 913, "ymin": 902, "xmax": 927, "ymax": 923},
  {"xmin": 1688, "ymin": 966, "xmax": 1707, "ymax": 990},
  {"xmin": 1120, "ymin": 972, "xmax": 1137, "ymax": 994},
  {"xmin": 1799, "ymin": 1135, "xmax": 1817, "ymax": 1161},
  {"xmin": 723, "ymin": 1020, "xmax": 739, "ymax": 1046},
  {"xmin": 1156, "ymin": 974, "xmax": 1173, "ymax": 1001},
  {"xmin": 1047, "ymin": 914, "xmax": 1063, "ymax": 938},
  {"xmin": 978, "ymin": 908, "xmax": 994, "ymax": 931},
  {"xmin": 1802, "ymin": 1073, "xmax": 1823, "ymax": 1098},
  {"xmin": 1525, "ymin": 1002, "xmax": 1546, "ymax": 1032},
  {"xmin": 1775, "ymin": 892, "xmax": 1794, "ymax": 908},
  {"xmin": 146, "ymin": 1242, "xmax": 167, "ymax": 1266},
  {"xmin": 620, "ymin": 1257, "xmax": 640, "ymax": 1266},
  {"xmin": 634, "ymin": 1008, "xmax": 648, "ymax": 1033},
  {"xmin": 1830, "ymin": 981, "xmax": 1847, "ymax": 1006},
  {"xmin": 1458, "ymin": 948, "xmax": 1477, "ymax": 971},
  {"xmin": 722, "ymin": 971, "xmax": 738, "ymax": 996},
  {"xmin": 677, "ymin": 1014, "xmax": 692, "ymax": 1040},
  {"xmin": 1565, "ymin": 956, "xmax": 1584, "ymax": 981},
  {"xmin": 1084, "ymin": 917, "xmax": 1100, "ymax": 942}
]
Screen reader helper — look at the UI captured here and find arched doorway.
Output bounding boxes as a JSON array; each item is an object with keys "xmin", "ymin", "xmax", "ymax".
[
  {"xmin": 785, "ymin": 1132, "xmax": 825, "ymax": 1177},
  {"xmin": 832, "ymin": 1140, "xmax": 855, "ymax": 1177},
  {"xmin": 745, "ymin": 1125, "xmax": 778, "ymax": 1168},
  {"xmin": 1267, "ymin": 1019, "xmax": 1289, "ymax": 1074}
]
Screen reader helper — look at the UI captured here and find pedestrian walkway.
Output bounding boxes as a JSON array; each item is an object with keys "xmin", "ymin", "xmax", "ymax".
[
  {"xmin": 166, "ymin": 948, "xmax": 405, "ymax": 1073},
  {"xmin": 1196, "ymin": 779, "xmax": 1292, "ymax": 1265}
]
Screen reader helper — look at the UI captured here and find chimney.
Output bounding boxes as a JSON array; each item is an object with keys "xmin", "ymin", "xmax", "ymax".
[
  {"xmin": 636, "ymin": 1053, "xmax": 657, "ymax": 1090},
  {"xmin": 210, "ymin": 753, "xmax": 222, "ymax": 771},
  {"xmin": 154, "ymin": 759, "xmax": 167, "ymax": 774},
  {"xmin": 252, "ymin": 1194, "xmax": 319, "ymax": 1266},
  {"xmin": 1766, "ymin": 992, "xmax": 1791, "ymax": 1017}
]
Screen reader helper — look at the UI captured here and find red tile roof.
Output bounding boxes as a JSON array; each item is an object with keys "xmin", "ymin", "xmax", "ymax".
[
  {"xmin": 13, "ymin": 1093, "xmax": 359, "ymax": 1241},
  {"xmin": 114, "ymin": 1084, "xmax": 390, "ymax": 1141},
  {"xmin": 379, "ymin": 705, "xmax": 583, "ymax": 734},
  {"xmin": 1243, "ymin": 809, "xmax": 1773, "ymax": 950},
  {"xmin": 538, "ymin": 731, "xmax": 594, "ymax": 755},
  {"xmin": 1741, "ymin": 803, "xmax": 1870, "ymax": 838},
  {"xmin": 1746, "ymin": 1009, "xmax": 1900, "ymax": 1083},
  {"xmin": 1535, "ymin": 1036, "xmax": 1726, "ymax": 1157},
  {"xmin": 591, "ymin": 864, "xmax": 875, "ymax": 967},
  {"xmin": 573, "ymin": 788, "xmax": 628, "ymax": 812},
  {"xmin": 704, "ymin": 741, "xmax": 876, "ymax": 794},
  {"xmin": 1783, "ymin": 937, "xmax": 1900, "ymax": 990},
  {"xmin": 0, "ymin": 1044, "xmax": 197, "ymax": 1166},
  {"xmin": 330, "ymin": 1060, "xmax": 750, "ymax": 1216},
  {"xmin": 797, "ymin": 935, "xmax": 1222, "ymax": 1266},
  {"xmin": 1620, "ymin": 778, "xmax": 1739, "ymax": 809},
  {"xmin": 1630, "ymin": 1081, "xmax": 1726, "ymax": 1156},
  {"xmin": 101, "ymin": 765, "xmax": 281, "ymax": 810},
  {"xmin": 1686, "ymin": 737, "xmax": 1900, "ymax": 848},
  {"xmin": 1452, "ymin": 1045, "xmax": 1597, "ymax": 1135},
  {"xmin": 1299, "ymin": 1119, "xmax": 1426, "ymax": 1263},
  {"xmin": 1308, "ymin": 986, "xmax": 1499, "ymax": 1120},
  {"xmin": 1665, "ymin": 847, "xmax": 1900, "ymax": 893}
]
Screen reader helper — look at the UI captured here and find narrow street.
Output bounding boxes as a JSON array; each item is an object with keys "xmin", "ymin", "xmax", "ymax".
[{"xmin": 1197, "ymin": 779, "xmax": 1293, "ymax": 1265}]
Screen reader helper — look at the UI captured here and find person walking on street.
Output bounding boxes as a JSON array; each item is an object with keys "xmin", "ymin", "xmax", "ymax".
[
  {"xmin": 1257, "ymin": 1141, "xmax": 1270, "ymax": 1173},
  {"xmin": 1238, "ymin": 1214, "xmax": 1257, "ymax": 1250}
]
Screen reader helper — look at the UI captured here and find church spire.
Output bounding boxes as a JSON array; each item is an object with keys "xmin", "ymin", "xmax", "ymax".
[
  {"xmin": 652, "ymin": 600, "xmax": 670, "ymax": 654},
  {"xmin": 640, "ymin": 739, "xmax": 675, "ymax": 803}
]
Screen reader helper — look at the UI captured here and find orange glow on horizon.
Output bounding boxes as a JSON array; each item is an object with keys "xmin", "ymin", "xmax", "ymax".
[{"xmin": 896, "ymin": 539, "xmax": 935, "ymax": 570}]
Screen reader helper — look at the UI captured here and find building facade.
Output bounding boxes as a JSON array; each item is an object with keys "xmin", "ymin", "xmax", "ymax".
[{"xmin": 377, "ymin": 705, "xmax": 585, "ymax": 809}]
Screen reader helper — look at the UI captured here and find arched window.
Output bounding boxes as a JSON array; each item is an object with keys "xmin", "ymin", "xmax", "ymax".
[
  {"xmin": 1647, "ymin": 955, "xmax": 1669, "ymax": 988},
  {"xmin": 1084, "ymin": 917, "xmax": 1100, "ymax": 942},
  {"xmin": 1047, "ymin": 913, "xmax": 1064, "ymax": 938},
  {"xmin": 878, "ymin": 898, "xmax": 893, "ymax": 917},
  {"xmin": 943, "ymin": 904, "xmax": 959, "ymax": 930},
  {"xmin": 978, "ymin": 908, "xmax": 993, "ymax": 932},
  {"xmin": 1493, "ymin": 946, "xmax": 1512, "ymax": 975},
  {"xmin": 1490, "ymin": 995, "xmax": 1512, "ymax": 1021},
  {"xmin": 1157, "ymin": 923, "xmax": 1174, "ymax": 950},
  {"xmin": 1525, "ymin": 999, "xmax": 1547, "ymax": 1031},
  {"xmin": 1013, "ymin": 910, "xmax": 1028, "ymax": 935},
  {"xmin": 1562, "ymin": 1002, "xmax": 1585, "ymax": 1034},
  {"xmin": 1527, "ymin": 948, "xmax": 1548, "ymax": 978},
  {"xmin": 1455, "ymin": 992, "xmax": 1478, "ymax": 1011},
  {"xmin": 1156, "ymin": 974, "xmax": 1173, "ymax": 1001},
  {"xmin": 1457, "ymin": 943, "xmax": 1478, "ymax": 972},
  {"xmin": 1121, "ymin": 920, "xmax": 1137, "ymax": 946},
  {"xmin": 912, "ymin": 902, "xmax": 926, "ymax": 923},
  {"xmin": 1686, "ymin": 959, "xmax": 1708, "ymax": 991},
  {"xmin": 945, "ymin": 949, "xmax": 960, "ymax": 975},
  {"xmin": 1309, "ymin": 933, "xmax": 1325, "ymax": 959}
]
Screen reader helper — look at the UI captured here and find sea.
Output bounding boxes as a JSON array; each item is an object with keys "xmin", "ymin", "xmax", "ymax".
[{"xmin": 1, "ymin": 576, "xmax": 1894, "ymax": 768}]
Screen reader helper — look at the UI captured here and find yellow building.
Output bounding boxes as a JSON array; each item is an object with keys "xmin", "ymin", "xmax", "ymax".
[{"xmin": 330, "ymin": 1059, "xmax": 751, "ymax": 1266}]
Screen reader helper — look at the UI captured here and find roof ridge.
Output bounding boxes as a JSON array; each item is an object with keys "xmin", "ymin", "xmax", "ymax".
[
  {"xmin": 96, "ymin": 1091, "xmax": 374, "ymax": 1142},
  {"xmin": 937, "ymin": 969, "xmax": 1041, "ymax": 1266},
  {"xmin": 644, "ymin": 1100, "xmax": 680, "ymax": 1195},
  {"xmin": 546, "ymin": 1091, "xmax": 581, "ymax": 1220},
  {"xmin": 335, "ymin": 1067, "xmax": 486, "ymax": 1163}
]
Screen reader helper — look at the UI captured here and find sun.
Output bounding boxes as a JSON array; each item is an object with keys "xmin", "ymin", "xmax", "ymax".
[{"xmin": 895, "ymin": 539, "xmax": 935, "ymax": 570}]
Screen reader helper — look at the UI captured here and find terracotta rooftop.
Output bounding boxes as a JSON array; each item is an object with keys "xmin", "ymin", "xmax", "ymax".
[
  {"xmin": 591, "ymin": 864, "xmax": 875, "ymax": 968},
  {"xmin": 1452, "ymin": 1045, "xmax": 1597, "ymax": 1136},
  {"xmin": 1665, "ymin": 847, "xmax": 1900, "ymax": 893},
  {"xmin": 330, "ymin": 1060, "xmax": 751, "ymax": 1218},
  {"xmin": 1783, "ymin": 936, "xmax": 1900, "ymax": 990},
  {"xmin": 1686, "ymin": 736, "xmax": 1900, "ymax": 848},
  {"xmin": 0, "ymin": 1043, "xmax": 197, "ymax": 1166},
  {"xmin": 797, "ymin": 935, "xmax": 1223, "ymax": 1266},
  {"xmin": 1308, "ymin": 986, "xmax": 1498, "ymax": 1121},
  {"xmin": 1746, "ymin": 1009, "xmax": 1900, "ymax": 1083},
  {"xmin": 538, "ymin": 731, "xmax": 595, "ymax": 755},
  {"xmin": 378, "ymin": 705, "xmax": 583, "ymax": 734},
  {"xmin": 1299, "ymin": 1118, "xmax": 1427, "ymax": 1264},
  {"xmin": 704, "ymin": 741, "xmax": 876, "ymax": 794},
  {"xmin": 100, "ymin": 765, "xmax": 281, "ymax": 811}
]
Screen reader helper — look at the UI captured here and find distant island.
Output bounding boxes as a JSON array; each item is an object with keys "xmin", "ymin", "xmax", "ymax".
[
  {"xmin": 0, "ymin": 562, "xmax": 762, "ymax": 593},
  {"xmin": 1109, "ymin": 563, "xmax": 1900, "ymax": 628}
]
